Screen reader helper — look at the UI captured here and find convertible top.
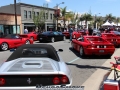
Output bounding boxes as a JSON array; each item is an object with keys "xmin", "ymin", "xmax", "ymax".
[{"xmin": 7, "ymin": 44, "xmax": 60, "ymax": 62}]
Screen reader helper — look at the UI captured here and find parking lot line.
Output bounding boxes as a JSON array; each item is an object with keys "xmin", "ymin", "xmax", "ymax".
[{"xmin": 68, "ymin": 57, "xmax": 80, "ymax": 63}]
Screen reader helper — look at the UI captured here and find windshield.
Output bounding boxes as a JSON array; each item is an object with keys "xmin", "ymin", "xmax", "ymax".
[
  {"xmin": 113, "ymin": 31, "xmax": 120, "ymax": 34},
  {"xmin": 42, "ymin": 31, "xmax": 51, "ymax": 34},
  {"xmin": 87, "ymin": 37, "xmax": 103, "ymax": 41}
]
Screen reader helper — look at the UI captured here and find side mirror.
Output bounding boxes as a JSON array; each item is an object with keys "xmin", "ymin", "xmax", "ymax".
[
  {"xmin": 10, "ymin": 48, "xmax": 15, "ymax": 52},
  {"xmin": 58, "ymin": 49, "xmax": 63, "ymax": 52}
]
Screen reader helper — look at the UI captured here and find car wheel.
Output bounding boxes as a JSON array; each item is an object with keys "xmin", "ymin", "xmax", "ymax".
[
  {"xmin": 25, "ymin": 40, "xmax": 30, "ymax": 44},
  {"xmin": 63, "ymin": 36, "xmax": 66, "ymax": 41},
  {"xmin": 71, "ymin": 42, "xmax": 74, "ymax": 49},
  {"xmin": 79, "ymin": 46, "xmax": 85, "ymax": 57},
  {"xmin": 51, "ymin": 37, "xmax": 55, "ymax": 43},
  {"xmin": 0, "ymin": 42, "xmax": 8, "ymax": 51},
  {"xmin": 30, "ymin": 37, "xmax": 34, "ymax": 41}
]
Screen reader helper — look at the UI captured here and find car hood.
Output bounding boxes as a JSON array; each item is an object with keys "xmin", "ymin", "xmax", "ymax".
[{"xmin": 0, "ymin": 58, "xmax": 60, "ymax": 75}]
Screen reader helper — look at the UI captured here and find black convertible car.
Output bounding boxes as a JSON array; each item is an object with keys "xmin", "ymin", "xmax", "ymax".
[{"xmin": 37, "ymin": 31, "xmax": 66, "ymax": 43}]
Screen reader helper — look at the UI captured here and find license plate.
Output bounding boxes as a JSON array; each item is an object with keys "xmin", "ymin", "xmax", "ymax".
[
  {"xmin": 99, "ymin": 50, "xmax": 104, "ymax": 52},
  {"xmin": 40, "ymin": 38, "xmax": 42, "ymax": 40}
]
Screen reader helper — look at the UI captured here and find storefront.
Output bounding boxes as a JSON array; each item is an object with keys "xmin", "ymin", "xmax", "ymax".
[
  {"xmin": 46, "ymin": 23, "xmax": 56, "ymax": 31},
  {"xmin": 0, "ymin": 13, "xmax": 22, "ymax": 34}
]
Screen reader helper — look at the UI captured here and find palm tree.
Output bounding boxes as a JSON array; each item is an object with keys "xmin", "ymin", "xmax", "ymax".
[
  {"xmin": 115, "ymin": 17, "xmax": 120, "ymax": 26},
  {"xmin": 77, "ymin": 15, "xmax": 84, "ymax": 29},
  {"xmin": 60, "ymin": 6, "xmax": 67, "ymax": 29},
  {"xmin": 105, "ymin": 14, "xmax": 116, "ymax": 23},
  {"xmin": 96, "ymin": 17, "xmax": 103, "ymax": 28},
  {"xmin": 65, "ymin": 11, "xmax": 74, "ymax": 25},
  {"xmin": 82, "ymin": 13, "xmax": 93, "ymax": 29}
]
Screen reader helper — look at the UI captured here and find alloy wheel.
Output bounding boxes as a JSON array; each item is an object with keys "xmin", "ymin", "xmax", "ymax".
[
  {"xmin": 1, "ymin": 43, "xmax": 8, "ymax": 51},
  {"xmin": 51, "ymin": 37, "xmax": 55, "ymax": 43},
  {"xmin": 25, "ymin": 40, "xmax": 30, "ymax": 44}
]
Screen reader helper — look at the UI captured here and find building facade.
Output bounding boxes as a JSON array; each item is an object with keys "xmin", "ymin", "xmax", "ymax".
[
  {"xmin": 0, "ymin": 13, "xmax": 21, "ymax": 34},
  {"xmin": 0, "ymin": 3, "xmax": 55, "ymax": 34}
]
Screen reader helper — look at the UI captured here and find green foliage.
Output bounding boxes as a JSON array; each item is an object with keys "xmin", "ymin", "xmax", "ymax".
[
  {"xmin": 105, "ymin": 14, "xmax": 116, "ymax": 22},
  {"xmin": 32, "ymin": 3, "xmax": 49, "ymax": 30}
]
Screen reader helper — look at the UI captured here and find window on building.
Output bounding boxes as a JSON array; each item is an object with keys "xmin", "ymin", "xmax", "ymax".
[
  {"xmin": 28, "ymin": 11, "xmax": 31, "ymax": 18},
  {"xmin": 37, "ymin": 12, "xmax": 39, "ymax": 16},
  {"xmin": 43, "ymin": 13, "xmax": 45, "ymax": 19},
  {"xmin": 50, "ymin": 13, "xmax": 52, "ymax": 19},
  {"xmin": 46, "ymin": 13, "xmax": 48, "ymax": 19},
  {"xmin": 32, "ymin": 11, "xmax": 35, "ymax": 16},
  {"xmin": 24, "ymin": 10, "xmax": 27, "ymax": 18}
]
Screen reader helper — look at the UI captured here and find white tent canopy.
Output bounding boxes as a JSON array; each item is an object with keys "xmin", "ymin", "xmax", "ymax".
[
  {"xmin": 102, "ymin": 21, "xmax": 113, "ymax": 26},
  {"xmin": 111, "ymin": 22, "xmax": 116, "ymax": 26},
  {"xmin": 117, "ymin": 23, "xmax": 120, "ymax": 26}
]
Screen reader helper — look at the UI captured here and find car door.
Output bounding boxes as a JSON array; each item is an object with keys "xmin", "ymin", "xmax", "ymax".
[
  {"xmin": 75, "ymin": 37, "xmax": 84, "ymax": 51},
  {"xmin": 53, "ymin": 32, "xmax": 61, "ymax": 41},
  {"xmin": 58, "ymin": 32, "xmax": 64, "ymax": 40},
  {"xmin": 11, "ymin": 35, "xmax": 22, "ymax": 47}
]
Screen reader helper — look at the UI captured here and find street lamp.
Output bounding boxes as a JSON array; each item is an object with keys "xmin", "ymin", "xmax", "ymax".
[
  {"xmin": 55, "ymin": 2, "xmax": 64, "ymax": 31},
  {"xmin": 94, "ymin": 13, "xmax": 100, "ymax": 29},
  {"xmin": 14, "ymin": 0, "xmax": 17, "ymax": 34}
]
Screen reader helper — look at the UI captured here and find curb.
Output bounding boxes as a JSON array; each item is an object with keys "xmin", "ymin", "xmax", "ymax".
[{"xmin": 81, "ymin": 49, "xmax": 120, "ymax": 90}]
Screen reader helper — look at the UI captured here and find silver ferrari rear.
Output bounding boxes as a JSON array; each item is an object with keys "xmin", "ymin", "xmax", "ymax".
[{"xmin": 0, "ymin": 44, "xmax": 72, "ymax": 90}]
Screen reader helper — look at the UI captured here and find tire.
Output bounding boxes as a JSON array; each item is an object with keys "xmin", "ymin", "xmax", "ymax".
[
  {"xmin": 51, "ymin": 37, "xmax": 55, "ymax": 43},
  {"xmin": 30, "ymin": 37, "xmax": 34, "ymax": 41},
  {"xmin": 25, "ymin": 40, "xmax": 30, "ymax": 44},
  {"xmin": 0, "ymin": 42, "xmax": 9, "ymax": 51},
  {"xmin": 63, "ymin": 36, "xmax": 66, "ymax": 41},
  {"xmin": 79, "ymin": 46, "xmax": 85, "ymax": 57}
]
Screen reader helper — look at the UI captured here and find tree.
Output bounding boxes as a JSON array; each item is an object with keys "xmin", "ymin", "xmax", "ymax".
[
  {"xmin": 82, "ymin": 13, "xmax": 93, "ymax": 29},
  {"xmin": 96, "ymin": 17, "xmax": 103, "ymax": 28},
  {"xmin": 105, "ymin": 14, "xmax": 115, "ymax": 23},
  {"xmin": 32, "ymin": 3, "xmax": 49, "ymax": 32},
  {"xmin": 60, "ymin": 6, "xmax": 67, "ymax": 29},
  {"xmin": 115, "ymin": 17, "xmax": 120, "ymax": 26}
]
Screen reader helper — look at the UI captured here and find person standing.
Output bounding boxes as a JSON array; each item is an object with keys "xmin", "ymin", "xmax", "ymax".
[
  {"xmin": 69, "ymin": 26, "xmax": 73, "ymax": 42},
  {"xmin": 24, "ymin": 28, "xmax": 28, "ymax": 34}
]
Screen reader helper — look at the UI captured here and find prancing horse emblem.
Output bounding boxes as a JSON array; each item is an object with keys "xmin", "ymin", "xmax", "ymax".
[{"xmin": 27, "ymin": 78, "xmax": 32, "ymax": 84}]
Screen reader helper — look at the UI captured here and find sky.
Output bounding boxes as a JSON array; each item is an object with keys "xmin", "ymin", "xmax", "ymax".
[{"xmin": 1, "ymin": 0, "xmax": 120, "ymax": 17}]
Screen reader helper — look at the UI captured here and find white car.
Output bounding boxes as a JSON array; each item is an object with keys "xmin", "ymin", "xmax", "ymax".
[{"xmin": 0, "ymin": 44, "xmax": 72, "ymax": 90}]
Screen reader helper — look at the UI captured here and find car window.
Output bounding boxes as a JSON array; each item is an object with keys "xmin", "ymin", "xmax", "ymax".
[
  {"xmin": 11, "ymin": 35, "xmax": 20, "ymax": 39},
  {"xmin": 53, "ymin": 32, "xmax": 59, "ymax": 35},
  {"xmin": 87, "ymin": 37, "xmax": 103, "ymax": 41}
]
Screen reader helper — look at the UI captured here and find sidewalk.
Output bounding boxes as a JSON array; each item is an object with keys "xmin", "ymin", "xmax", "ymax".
[{"xmin": 81, "ymin": 49, "xmax": 120, "ymax": 90}]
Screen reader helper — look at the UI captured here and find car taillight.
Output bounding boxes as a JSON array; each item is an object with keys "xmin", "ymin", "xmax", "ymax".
[
  {"xmin": 107, "ymin": 45, "xmax": 114, "ymax": 48},
  {"xmin": 61, "ymin": 76, "xmax": 68, "ymax": 84},
  {"xmin": 53, "ymin": 75, "xmax": 69, "ymax": 85},
  {"xmin": 53, "ymin": 77, "xmax": 60, "ymax": 85},
  {"xmin": 0, "ymin": 78, "xmax": 5, "ymax": 86}
]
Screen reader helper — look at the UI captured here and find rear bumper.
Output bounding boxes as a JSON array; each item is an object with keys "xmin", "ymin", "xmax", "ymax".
[
  {"xmin": 84, "ymin": 48, "xmax": 115, "ymax": 55},
  {"xmin": 0, "ymin": 84, "xmax": 72, "ymax": 90}
]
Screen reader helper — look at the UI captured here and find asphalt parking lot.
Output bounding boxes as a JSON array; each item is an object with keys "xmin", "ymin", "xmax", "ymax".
[{"xmin": 0, "ymin": 39, "xmax": 118, "ymax": 87}]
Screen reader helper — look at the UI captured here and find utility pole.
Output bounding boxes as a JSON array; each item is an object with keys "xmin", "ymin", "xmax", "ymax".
[{"xmin": 14, "ymin": 0, "xmax": 17, "ymax": 34}]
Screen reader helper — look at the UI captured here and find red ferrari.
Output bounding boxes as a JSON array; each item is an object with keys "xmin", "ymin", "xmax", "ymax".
[
  {"xmin": 0, "ymin": 34, "xmax": 33, "ymax": 51},
  {"xmin": 62, "ymin": 31, "xmax": 70, "ymax": 38},
  {"xmin": 72, "ymin": 31, "xmax": 82, "ymax": 39},
  {"xmin": 71, "ymin": 36, "xmax": 115, "ymax": 57},
  {"xmin": 19, "ymin": 32, "xmax": 38, "ymax": 41},
  {"xmin": 101, "ymin": 33, "xmax": 120, "ymax": 47}
]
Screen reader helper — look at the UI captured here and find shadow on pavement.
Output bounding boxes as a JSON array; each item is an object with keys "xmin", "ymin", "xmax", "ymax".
[
  {"xmin": 66, "ymin": 63, "xmax": 111, "ymax": 70},
  {"xmin": 69, "ymin": 47, "xmax": 111, "ymax": 59}
]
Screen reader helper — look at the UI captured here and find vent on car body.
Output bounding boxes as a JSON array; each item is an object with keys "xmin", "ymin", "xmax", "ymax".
[{"xmin": 8, "ymin": 60, "xmax": 54, "ymax": 72}]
